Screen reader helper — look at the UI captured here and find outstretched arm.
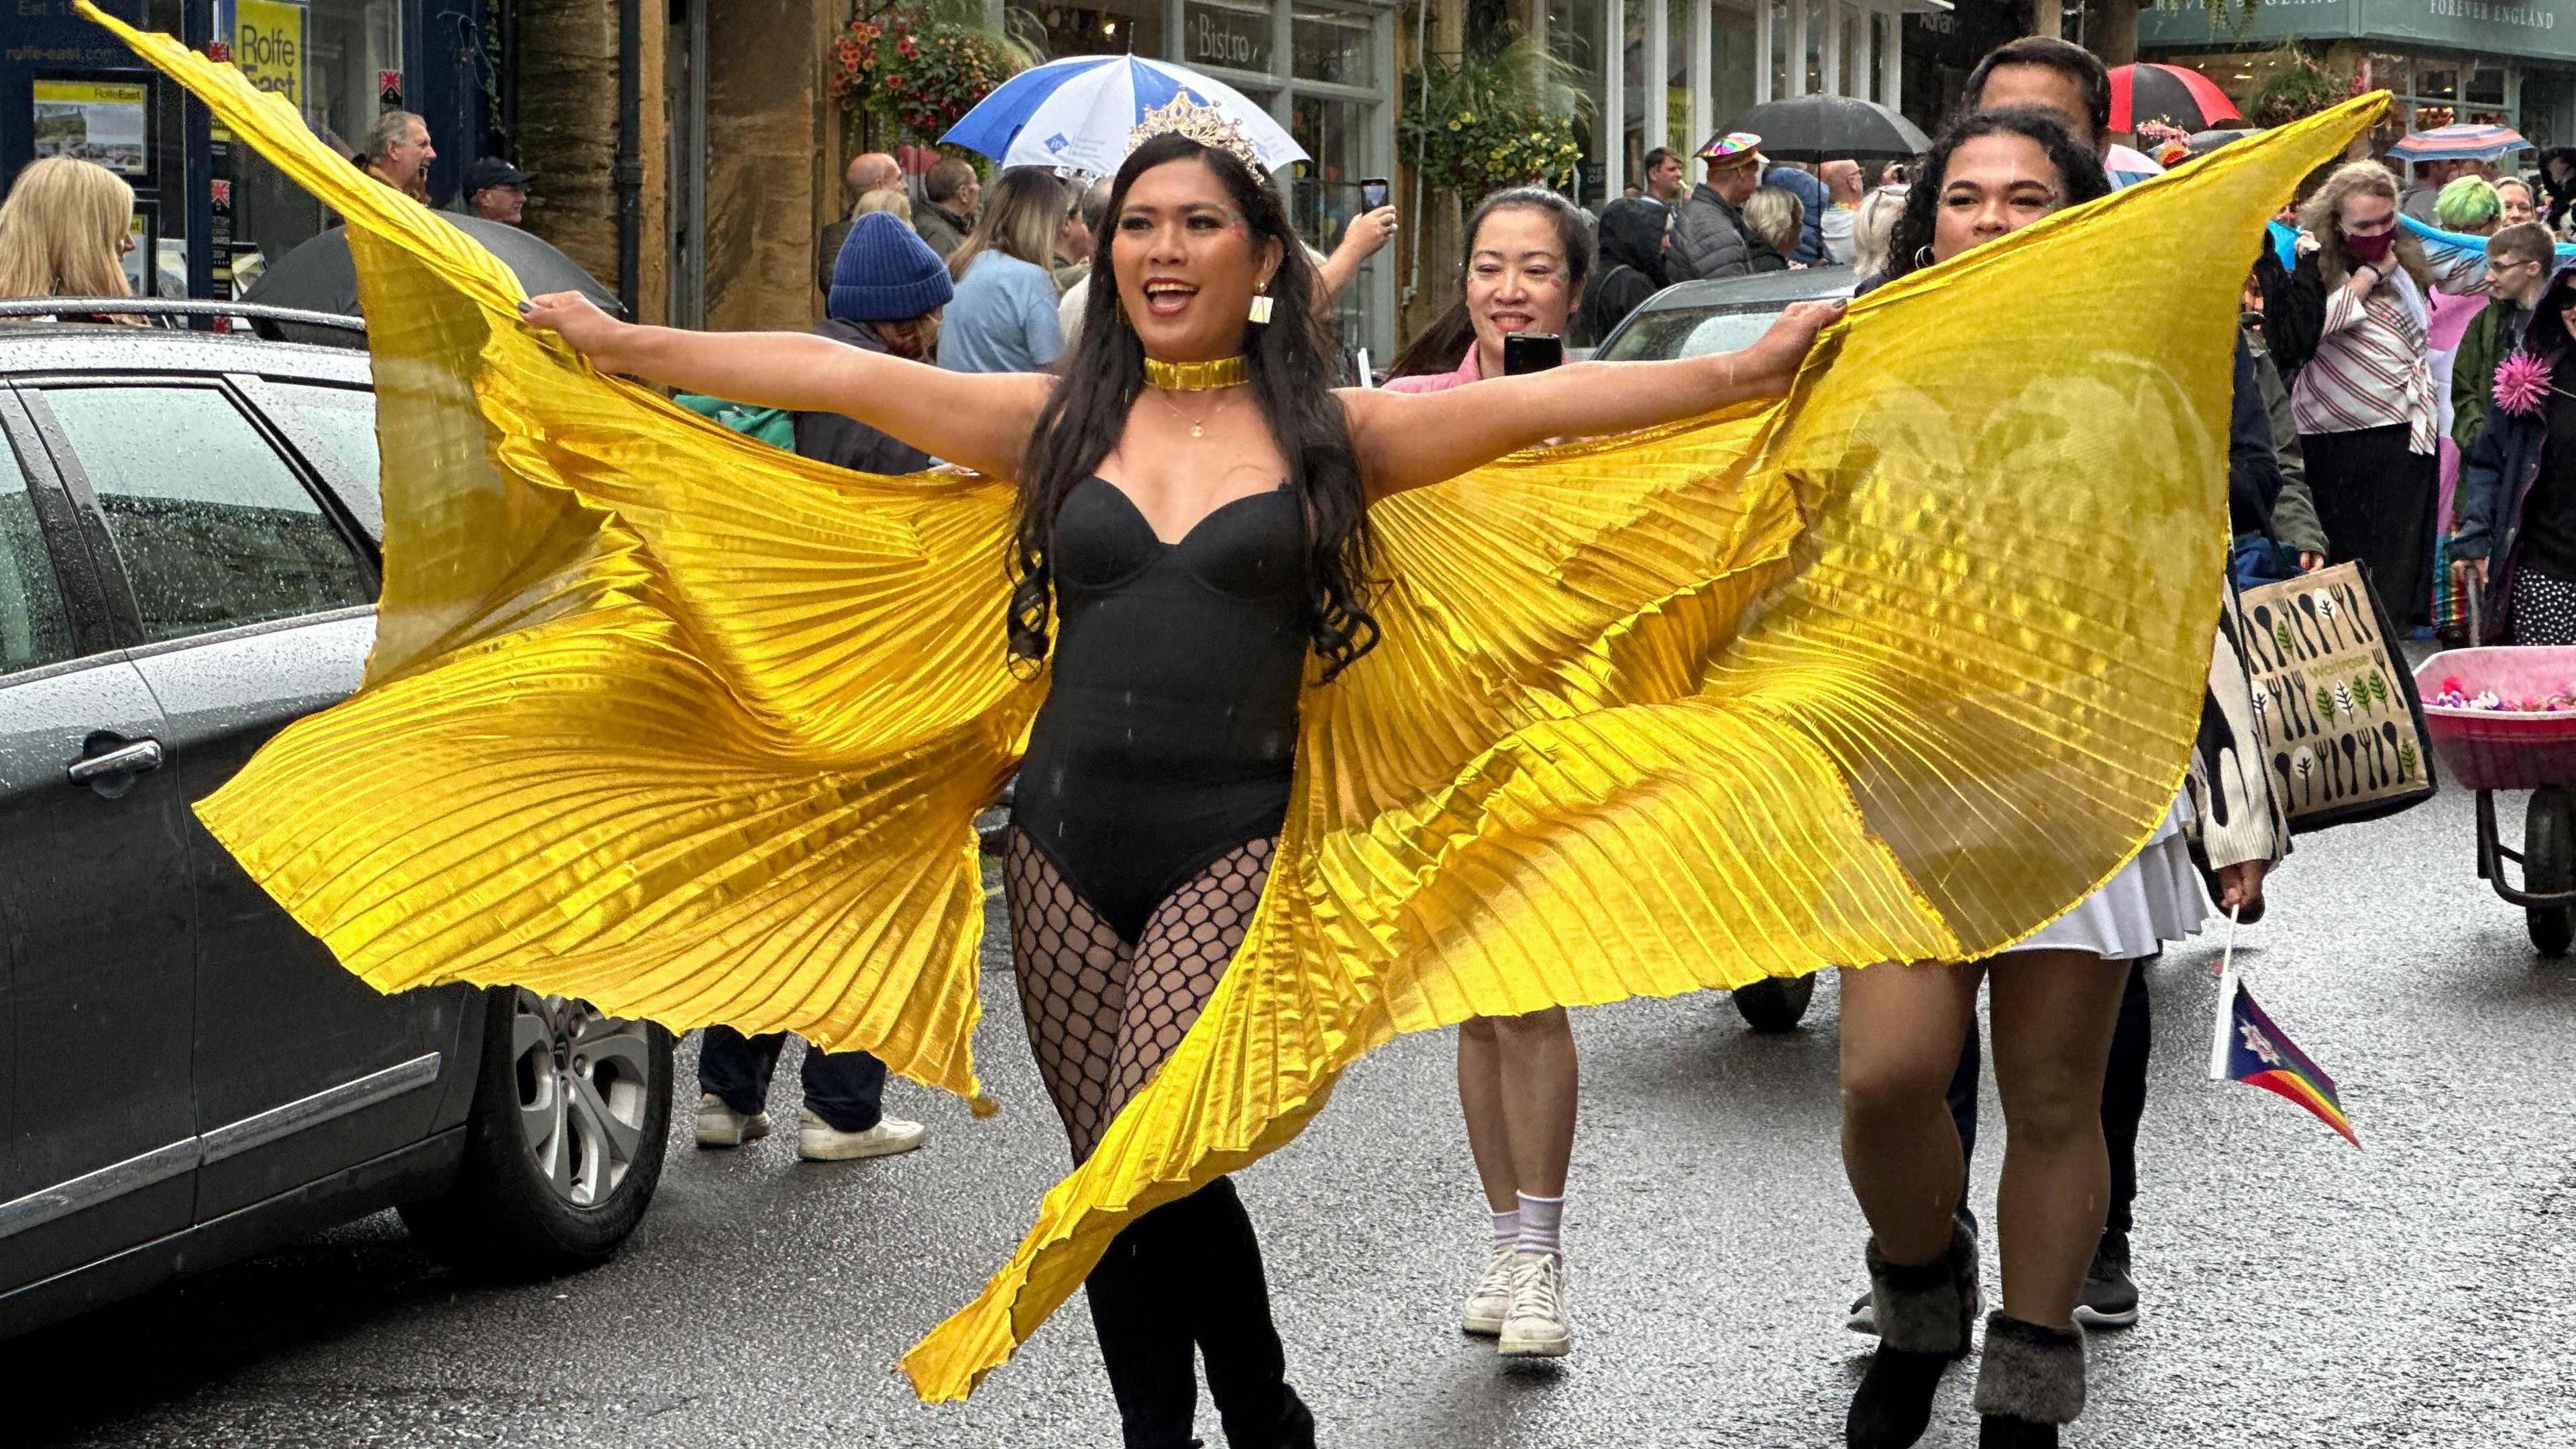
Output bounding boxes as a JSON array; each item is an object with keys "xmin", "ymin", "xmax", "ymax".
[
  {"xmin": 521, "ymin": 292, "xmax": 1053, "ymax": 477},
  {"xmin": 1340, "ymin": 301, "xmax": 1843, "ymax": 498}
]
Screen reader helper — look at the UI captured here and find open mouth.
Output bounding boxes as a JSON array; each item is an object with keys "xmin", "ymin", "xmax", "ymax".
[
  {"xmin": 1142, "ymin": 278, "xmax": 1198, "ymax": 317},
  {"xmin": 1487, "ymin": 312, "xmax": 1537, "ymax": 333}
]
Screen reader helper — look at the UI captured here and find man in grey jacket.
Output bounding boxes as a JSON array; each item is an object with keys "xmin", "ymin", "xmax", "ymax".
[{"xmin": 1668, "ymin": 132, "xmax": 1785, "ymax": 282}]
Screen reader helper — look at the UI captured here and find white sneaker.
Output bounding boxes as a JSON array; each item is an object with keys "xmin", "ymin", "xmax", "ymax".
[
  {"xmin": 694, "ymin": 1091, "xmax": 770, "ymax": 1147},
  {"xmin": 796, "ymin": 1108, "xmax": 926, "ymax": 1162},
  {"xmin": 1461, "ymin": 1245, "xmax": 1519, "ymax": 1336},
  {"xmin": 1497, "ymin": 1250, "xmax": 1572, "ymax": 1358}
]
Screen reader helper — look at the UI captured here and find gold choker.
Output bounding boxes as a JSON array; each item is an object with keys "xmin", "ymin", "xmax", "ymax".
[{"xmin": 1144, "ymin": 356, "xmax": 1248, "ymax": 391}]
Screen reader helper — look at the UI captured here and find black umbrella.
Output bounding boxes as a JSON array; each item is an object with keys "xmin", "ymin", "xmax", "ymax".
[
  {"xmin": 1716, "ymin": 95, "xmax": 1931, "ymax": 163},
  {"xmin": 241, "ymin": 211, "xmax": 620, "ymax": 347}
]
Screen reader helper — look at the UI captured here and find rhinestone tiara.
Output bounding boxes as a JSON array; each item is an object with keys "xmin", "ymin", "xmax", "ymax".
[{"xmin": 1127, "ymin": 91, "xmax": 1265, "ymax": 172}]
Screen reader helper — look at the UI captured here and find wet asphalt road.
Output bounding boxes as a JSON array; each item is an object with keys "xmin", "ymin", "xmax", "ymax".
[{"xmin": 13, "ymin": 775, "xmax": 2576, "ymax": 1448}]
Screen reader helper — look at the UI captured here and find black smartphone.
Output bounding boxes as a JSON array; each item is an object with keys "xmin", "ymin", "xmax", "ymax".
[
  {"xmin": 1503, "ymin": 331, "xmax": 1564, "ymax": 375},
  {"xmin": 1360, "ymin": 176, "xmax": 1390, "ymax": 210}
]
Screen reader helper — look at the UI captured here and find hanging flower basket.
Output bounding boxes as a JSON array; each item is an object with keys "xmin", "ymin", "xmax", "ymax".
[
  {"xmin": 1399, "ymin": 34, "xmax": 1585, "ymax": 196},
  {"xmin": 830, "ymin": 6, "xmax": 1024, "ymax": 144}
]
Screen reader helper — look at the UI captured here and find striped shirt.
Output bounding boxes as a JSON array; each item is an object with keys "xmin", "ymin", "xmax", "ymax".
[{"xmin": 2291, "ymin": 253, "xmax": 2483, "ymax": 453}]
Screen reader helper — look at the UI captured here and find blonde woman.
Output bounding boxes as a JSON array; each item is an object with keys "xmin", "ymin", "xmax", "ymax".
[
  {"xmin": 2288, "ymin": 159, "xmax": 2479, "ymax": 627},
  {"xmin": 1741, "ymin": 186, "xmax": 1806, "ymax": 269},
  {"xmin": 0, "ymin": 156, "xmax": 139, "ymax": 317},
  {"xmin": 940, "ymin": 167, "xmax": 1071, "ymax": 374},
  {"xmin": 854, "ymin": 185, "xmax": 912, "ymax": 223},
  {"xmin": 1851, "ymin": 184, "xmax": 1907, "ymax": 281}
]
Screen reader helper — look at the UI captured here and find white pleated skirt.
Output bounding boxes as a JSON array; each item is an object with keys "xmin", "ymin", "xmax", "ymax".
[{"xmin": 2002, "ymin": 793, "xmax": 2212, "ymax": 961}]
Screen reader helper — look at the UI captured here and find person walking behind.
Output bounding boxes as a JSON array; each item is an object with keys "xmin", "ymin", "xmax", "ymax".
[
  {"xmin": 1742, "ymin": 188, "xmax": 1807, "ymax": 270},
  {"xmin": 1851, "ymin": 182, "xmax": 1907, "ymax": 280},
  {"xmin": 2455, "ymin": 258, "xmax": 2576, "ymax": 644},
  {"xmin": 1576, "ymin": 197, "xmax": 1670, "ymax": 345},
  {"xmin": 0, "ymin": 156, "xmax": 140, "ymax": 319},
  {"xmin": 2291, "ymin": 160, "xmax": 2464, "ymax": 630},
  {"xmin": 818, "ymin": 151, "xmax": 904, "ymax": 294},
  {"xmin": 940, "ymin": 168, "xmax": 1071, "ymax": 374},
  {"xmin": 1838, "ymin": 107, "xmax": 2281, "ymax": 1449},
  {"xmin": 365, "ymin": 109, "xmax": 435, "ymax": 204},
  {"xmin": 2428, "ymin": 176, "xmax": 2503, "ymax": 595},
  {"xmin": 1819, "ymin": 158, "xmax": 1864, "ymax": 265},
  {"xmin": 1669, "ymin": 132, "xmax": 1785, "ymax": 282},
  {"xmin": 2498, "ymin": 175, "xmax": 2540, "ymax": 231},
  {"xmin": 2402, "ymin": 158, "xmax": 2459, "ymax": 223},
  {"xmin": 696, "ymin": 213, "xmax": 949, "ymax": 1163},
  {"xmin": 1056, "ymin": 178, "xmax": 1112, "ymax": 292},
  {"xmin": 1383, "ymin": 187, "xmax": 1592, "ymax": 1360},
  {"xmin": 914, "ymin": 157, "xmax": 982, "ymax": 260},
  {"xmin": 1762, "ymin": 159, "xmax": 1830, "ymax": 264},
  {"xmin": 2454, "ymin": 221, "xmax": 2556, "ymax": 466},
  {"xmin": 458, "ymin": 156, "xmax": 535, "ymax": 226},
  {"xmin": 1640, "ymin": 145, "xmax": 1686, "ymax": 203}
]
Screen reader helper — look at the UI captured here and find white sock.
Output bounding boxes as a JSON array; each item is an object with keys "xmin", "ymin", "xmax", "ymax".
[
  {"xmin": 1489, "ymin": 1208, "xmax": 1521, "ymax": 1251},
  {"xmin": 1516, "ymin": 1191, "xmax": 1564, "ymax": 1260}
]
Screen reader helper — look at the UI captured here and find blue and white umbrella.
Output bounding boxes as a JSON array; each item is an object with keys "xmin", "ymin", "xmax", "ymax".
[{"xmin": 941, "ymin": 55, "xmax": 1306, "ymax": 178}]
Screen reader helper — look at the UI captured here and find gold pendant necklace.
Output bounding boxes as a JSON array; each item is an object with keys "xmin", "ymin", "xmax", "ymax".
[{"xmin": 1151, "ymin": 386, "xmax": 1217, "ymax": 438}]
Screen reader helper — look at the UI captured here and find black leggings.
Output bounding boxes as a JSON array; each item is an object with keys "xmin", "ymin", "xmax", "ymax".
[
  {"xmin": 1001, "ymin": 830, "xmax": 1311, "ymax": 1449},
  {"xmin": 1948, "ymin": 957, "xmax": 2151, "ymax": 1236}
]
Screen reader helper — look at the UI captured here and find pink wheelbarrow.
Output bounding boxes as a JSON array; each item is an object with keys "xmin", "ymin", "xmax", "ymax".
[{"xmin": 2414, "ymin": 645, "xmax": 2576, "ymax": 955}]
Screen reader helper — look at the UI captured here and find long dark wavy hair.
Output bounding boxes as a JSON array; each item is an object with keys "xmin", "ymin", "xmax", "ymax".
[
  {"xmin": 1385, "ymin": 185, "xmax": 1593, "ymax": 380},
  {"xmin": 1006, "ymin": 131, "xmax": 1379, "ymax": 679},
  {"xmin": 1878, "ymin": 108, "xmax": 2110, "ymax": 286}
]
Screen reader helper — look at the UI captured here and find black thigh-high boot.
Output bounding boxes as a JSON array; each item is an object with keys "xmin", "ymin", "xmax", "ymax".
[
  {"xmin": 1171, "ymin": 1177, "xmax": 1315, "ymax": 1449},
  {"xmin": 1085, "ymin": 1201, "xmax": 1203, "ymax": 1449}
]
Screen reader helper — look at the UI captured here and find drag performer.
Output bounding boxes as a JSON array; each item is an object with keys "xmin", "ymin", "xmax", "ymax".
[
  {"xmin": 84, "ymin": 0, "xmax": 2375, "ymax": 1418},
  {"xmin": 529, "ymin": 118, "xmax": 1828, "ymax": 1446},
  {"xmin": 1839, "ymin": 109, "xmax": 2286, "ymax": 1449}
]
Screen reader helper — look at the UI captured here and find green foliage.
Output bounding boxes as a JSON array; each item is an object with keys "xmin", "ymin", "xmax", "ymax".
[
  {"xmin": 1399, "ymin": 31, "xmax": 1587, "ymax": 195},
  {"xmin": 2248, "ymin": 44, "xmax": 2355, "ymax": 129}
]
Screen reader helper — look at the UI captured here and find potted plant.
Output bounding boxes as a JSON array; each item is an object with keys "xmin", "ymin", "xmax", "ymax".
[
  {"xmin": 830, "ymin": 0, "xmax": 1029, "ymax": 146},
  {"xmin": 1398, "ymin": 32, "xmax": 1587, "ymax": 197}
]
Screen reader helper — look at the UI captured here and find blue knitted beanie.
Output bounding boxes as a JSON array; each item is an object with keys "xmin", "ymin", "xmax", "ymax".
[{"xmin": 827, "ymin": 212, "xmax": 953, "ymax": 323}]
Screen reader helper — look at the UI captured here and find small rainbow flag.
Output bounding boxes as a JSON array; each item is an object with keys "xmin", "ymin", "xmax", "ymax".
[{"xmin": 2210, "ymin": 975, "xmax": 2359, "ymax": 1148}]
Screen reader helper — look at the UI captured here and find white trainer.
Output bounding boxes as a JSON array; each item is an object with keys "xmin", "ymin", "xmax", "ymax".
[
  {"xmin": 1461, "ymin": 1245, "xmax": 1519, "ymax": 1336},
  {"xmin": 694, "ymin": 1091, "xmax": 770, "ymax": 1148},
  {"xmin": 796, "ymin": 1108, "xmax": 927, "ymax": 1162},
  {"xmin": 1497, "ymin": 1250, "xmax": 1572, "ymax": 1358}
]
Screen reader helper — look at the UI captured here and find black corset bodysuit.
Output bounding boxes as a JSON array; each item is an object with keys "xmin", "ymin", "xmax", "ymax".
[{"xmin": 1012, "ymin": 476, "xmax": 1310, "ymax": 943}]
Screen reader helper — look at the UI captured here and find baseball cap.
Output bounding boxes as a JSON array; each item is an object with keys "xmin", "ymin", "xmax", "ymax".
[{"xmin": 464, "ymin": 156, "xmax": 536, "ymax": 194}]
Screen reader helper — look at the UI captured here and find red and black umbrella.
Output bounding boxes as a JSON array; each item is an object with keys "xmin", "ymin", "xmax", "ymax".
[{"xmin": 2108, "ymin": 63, "xmax": 2241, "ymax": 134}]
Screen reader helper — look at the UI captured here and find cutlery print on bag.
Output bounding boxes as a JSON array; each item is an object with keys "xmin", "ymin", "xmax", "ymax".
[{"xmin": 2235, "ymin": 561, "xmax": 2432, "ymax": 824}]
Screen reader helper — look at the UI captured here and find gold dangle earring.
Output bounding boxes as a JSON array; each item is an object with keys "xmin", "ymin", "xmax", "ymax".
[{"xmin": 1248, "ymin": 281, "xmax": 1275, "ymax": 326}]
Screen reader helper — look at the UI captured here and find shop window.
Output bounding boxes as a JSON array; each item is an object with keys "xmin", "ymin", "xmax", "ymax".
[
  {"xmin": 2417, "ymin": 66, "xmax": 2458, "ymax": 103},
  {"xmin": 1292, "ymin": 4, "xmax": 1373, "ymax": 87},
  {"xmin": 1041, "ymin": 1, "xmax": 1168, "ymax": 60},
  {"xmin": 1290, "ymin": 94, "xmax": 1368, "ymax": 343},
  {"xmin": 1865, "ymin": 11, "xmax": 1887, "ymax": 105},
  {"xmin": 2468, "ymin": 68, "xmax": 2508, "ymax": 109},
  {"xmin": 1717, "ymin": 7, "xmax": 1757, "ymax": 126},
  {"xmin": 1181, "ymin": 0, "xmax": 1274, "ymax": 76}
]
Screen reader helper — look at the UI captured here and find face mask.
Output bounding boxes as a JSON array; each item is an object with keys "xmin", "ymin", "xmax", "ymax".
[{"xmin": 2347, "ymin": 229, "xmax": 2396, "ymax": 264}]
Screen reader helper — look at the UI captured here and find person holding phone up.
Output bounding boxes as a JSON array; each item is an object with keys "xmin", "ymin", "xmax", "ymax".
[{"xmin": 1380, "ymin": 185, "xmax": 1591, "ymax": 1362}]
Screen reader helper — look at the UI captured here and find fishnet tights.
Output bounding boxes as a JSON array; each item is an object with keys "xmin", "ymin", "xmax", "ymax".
[{"xmin": 1003, "ymin": 831, "xmax": 1274, "ymax": 1161}]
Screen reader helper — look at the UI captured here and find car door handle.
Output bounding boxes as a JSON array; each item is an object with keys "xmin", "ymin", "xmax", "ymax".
[{"xmin": 66, "ymin": 737, "xmax": 165, "ymax": 785}]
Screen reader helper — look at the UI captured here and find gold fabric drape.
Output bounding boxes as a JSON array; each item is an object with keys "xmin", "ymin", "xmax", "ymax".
[{"xmin": 83, "ymin": 1, "xmax": 2373, "ymax": 1402}]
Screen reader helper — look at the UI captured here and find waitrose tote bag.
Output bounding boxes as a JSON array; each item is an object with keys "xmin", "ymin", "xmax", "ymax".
[{"xmin": 2233, "ymin": 559, "xmax": 2438, "ymax": 830}]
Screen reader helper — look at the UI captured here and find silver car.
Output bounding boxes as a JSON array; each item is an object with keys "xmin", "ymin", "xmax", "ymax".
[
  {"xmin": 1593, "ymin": 267, "xmax": 1862, "ymax": 363},
  {"xmin": 0, "ymin": 301, "xmax": 674, "ymax": 1338}
]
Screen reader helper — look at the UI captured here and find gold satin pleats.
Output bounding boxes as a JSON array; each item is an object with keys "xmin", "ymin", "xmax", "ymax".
[{"xmin": 81, "ymin": 1, "xmax": 2373, "ymax": 1403}]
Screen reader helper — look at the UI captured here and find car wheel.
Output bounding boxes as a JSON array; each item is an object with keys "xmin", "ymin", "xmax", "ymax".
[
  {"xmin": 400, "ymin": 987, "xmax": 673, "ymax": 1276},
  {"xmin": 1729, "ymin": 975, "xmax": 1817, "ymax": 1033}
]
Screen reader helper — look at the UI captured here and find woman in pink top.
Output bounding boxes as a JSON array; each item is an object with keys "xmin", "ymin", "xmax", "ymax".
[
  {"xmin": 1382, "ymin": 185, "xmax": 1595, "ymax": 1359},
  {"xmin": 1385, "ymin": 187, "xmax": 1589, "ymax": 396}
]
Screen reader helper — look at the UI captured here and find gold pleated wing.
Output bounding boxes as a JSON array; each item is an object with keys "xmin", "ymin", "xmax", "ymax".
[{"xmin": 87, "ymin": 3, "xmax": 2373, "ymax": 1403}]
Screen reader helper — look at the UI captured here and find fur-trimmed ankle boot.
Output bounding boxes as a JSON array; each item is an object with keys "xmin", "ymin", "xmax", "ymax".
[
  {"xmin": 1974, "ymin": 1313, "xmax": 2086, "ymax": 1448},
  {"xmin": 1845, "ymin": 1228, "xmax": 1980, "ymax": 1449}
]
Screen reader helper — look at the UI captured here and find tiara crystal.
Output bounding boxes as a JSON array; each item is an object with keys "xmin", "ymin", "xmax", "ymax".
[{"xmin": 1127, "ymin": 92, "xmax": 1265, "ymax": 172}]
